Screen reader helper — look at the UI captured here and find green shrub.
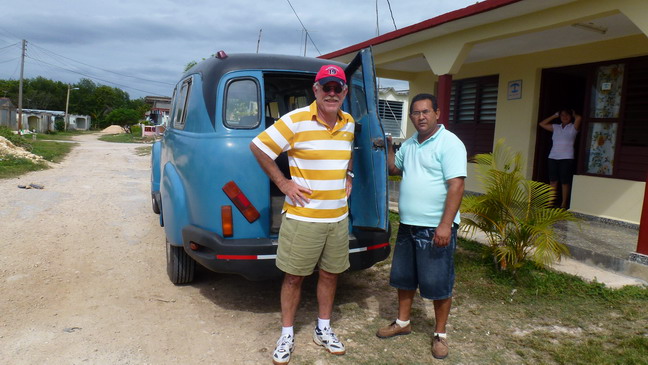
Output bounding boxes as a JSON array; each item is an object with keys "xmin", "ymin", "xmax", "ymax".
[
  {"xmin": 0, "ymin": 126, "xmax": 31, "ymax": 149},
  {"xmin": 460, "ymin": 139, "xmax": 577, "ymax": 273},
  {"xmin": 130, "ymin": 124, "xmax": 142, "ymax": 136}
]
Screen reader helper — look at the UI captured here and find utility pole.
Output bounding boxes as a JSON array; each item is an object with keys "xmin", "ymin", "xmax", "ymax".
[
  {"xmin": 17, "ymin": 39, "xmax": 26, "ymax": 132},
  {"xmin": 256, "ymin": 29, "xmax": 262, "ymax": 53},
  {"xmin": 303, "ymin": 30, "xmax": 308, "ymax": 57},
  {"xmin": 376, "ymin": 0, "xmax": 380, "ymax": 36},
  {"xmin": 64, "ymin": 85, "xmax": 79, "ymax": 131}
]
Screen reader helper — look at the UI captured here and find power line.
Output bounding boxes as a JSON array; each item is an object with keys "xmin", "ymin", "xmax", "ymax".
[
  {"xmin": 386, "ymin": 0, "xmax": 398, "ymax": 30},
  {"xmin": 25, "ymin": 55, "xmax": 167, "ymax": 96},
  {"xmin": 0, "ymin": 36, "xmax": 173, "ymax": 96},
  {"xmin": 0, "ymin": 42, "xmax": 19, "ymax": 52},
  {"xmin": 285, "ymin": 0, "xmax": 321, "ymax": 55},
  {"xmin": 29, "ymin": 42, "xmax": 174, "ymax": 86},
  {"xmin": 0, "ymin": 57, "xmax": 18, "ymax": 65}
]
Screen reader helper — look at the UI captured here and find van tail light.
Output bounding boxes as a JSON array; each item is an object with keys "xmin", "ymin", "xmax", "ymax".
[
  {"xmin": 216, "ymin": 50, "xmax": 228, "ymax": 59},
  {"xmin": 221, "ymin": 205, "xmax": 233, "ymax": 237},
  {"xmin": 222, "ymin": 181, "xmax": 260, "ymax": 223}
]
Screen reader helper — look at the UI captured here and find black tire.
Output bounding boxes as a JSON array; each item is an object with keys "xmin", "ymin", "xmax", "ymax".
[
  {"xmin": 166, "ymin": 239, "xmax": 195, "ymax": 284},
  {"xmin": 151, "ymin": 193, "xmax": 160, "ymax": 214}
]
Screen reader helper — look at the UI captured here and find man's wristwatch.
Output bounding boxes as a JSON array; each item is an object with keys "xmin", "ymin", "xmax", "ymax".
[{"xmin": 346, "ymin": 170, "xmax": 355, "ymax": 178}]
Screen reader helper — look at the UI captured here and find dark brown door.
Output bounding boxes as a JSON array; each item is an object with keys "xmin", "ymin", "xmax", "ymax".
[{"xmin": 533, "ymin": 67, "xmax": 587, "ymax": 183}]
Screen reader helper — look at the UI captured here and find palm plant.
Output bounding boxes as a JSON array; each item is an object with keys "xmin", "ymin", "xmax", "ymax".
[{"xmin": 460, "ymin": 139, "xmax": 577, "ymax": 272}]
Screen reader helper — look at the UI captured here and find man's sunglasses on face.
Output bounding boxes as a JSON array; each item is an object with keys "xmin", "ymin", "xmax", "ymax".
[{"xmin": 321, "ymin": 84, "xmax": 344, "ymax": 94}]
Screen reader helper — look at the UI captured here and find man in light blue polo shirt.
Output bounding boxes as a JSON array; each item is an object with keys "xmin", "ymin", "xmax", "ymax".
[{"xmin": 376, "ymin": 93, "xmax": 466, "ymax": 360}]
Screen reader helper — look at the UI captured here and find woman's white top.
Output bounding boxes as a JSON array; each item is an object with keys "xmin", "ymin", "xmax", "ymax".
[{"xmin": 549, "ymin": 123, "xmax": 578, "ymax": 160}]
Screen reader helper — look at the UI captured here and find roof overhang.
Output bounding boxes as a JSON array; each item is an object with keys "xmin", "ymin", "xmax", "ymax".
[{"xmin": 321, "ymin": 0, "xmax": 645, "ymax": 77}]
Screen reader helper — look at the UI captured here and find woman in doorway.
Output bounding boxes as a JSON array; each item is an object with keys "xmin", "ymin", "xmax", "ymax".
[{"xmin": 539, "ymin": 109, "xmax": 582, "ymax": 209}]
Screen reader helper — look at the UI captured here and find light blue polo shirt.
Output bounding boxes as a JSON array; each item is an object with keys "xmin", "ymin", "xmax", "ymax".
[{"xmin": 395, "ymin": 125, "xmax": 467, "ymax": 227}]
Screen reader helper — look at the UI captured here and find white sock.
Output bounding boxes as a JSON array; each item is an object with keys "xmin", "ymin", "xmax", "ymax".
[
  {"xmin": 317, "ymin": 318, "xmax": 330, "ymax": 330},
  {"xmin": 396, "ymin": 318, "xmax": 410, "ymax": 327},
  {"xmin": 434, "ymin": 332, "xmax": 447, "ymax": 339},
  {"xmin": 282, "ymin": 326, "xmax": 293, "ymax": 337}
]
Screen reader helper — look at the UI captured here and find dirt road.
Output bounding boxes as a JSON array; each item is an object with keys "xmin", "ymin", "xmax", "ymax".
[{"xmin": 0, "ymin": 134, "xmax": 309, "ymax": 364}]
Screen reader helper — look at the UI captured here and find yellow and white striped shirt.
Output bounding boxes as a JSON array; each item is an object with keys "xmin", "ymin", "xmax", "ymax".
[{"xmin": 252, "ymin": 101, "xmax": 354, "ymax": 222}]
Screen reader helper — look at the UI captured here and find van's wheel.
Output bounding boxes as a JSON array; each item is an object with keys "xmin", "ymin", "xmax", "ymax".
[
  {"xmin": 151, "ymin": 193, "xmax": 160, "ymax": 214},
  {"xmin": 166, "ymin": 239, "xmax": 195, "ymax": 284}
]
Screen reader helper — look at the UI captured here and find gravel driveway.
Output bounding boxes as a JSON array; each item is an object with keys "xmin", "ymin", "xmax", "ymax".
[{"xmin": 0, "ymin": 134, "xmax": 293, "ymax": 364}]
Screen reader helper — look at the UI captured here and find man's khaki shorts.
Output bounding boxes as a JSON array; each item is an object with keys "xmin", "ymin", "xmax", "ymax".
[{"xmin": 276, "ymin": 215, "xmax": 350, "ymax": 276}]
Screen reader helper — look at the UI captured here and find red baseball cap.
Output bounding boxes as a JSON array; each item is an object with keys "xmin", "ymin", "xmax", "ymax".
[{"xmin": 315, "ymin": 65, "xmax": 346, "ymax": 86}]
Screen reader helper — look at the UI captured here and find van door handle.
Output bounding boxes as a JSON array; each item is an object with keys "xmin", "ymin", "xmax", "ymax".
[{"xmin": 372, "ymin": 137, "xmax": 385, "ymax": 150}]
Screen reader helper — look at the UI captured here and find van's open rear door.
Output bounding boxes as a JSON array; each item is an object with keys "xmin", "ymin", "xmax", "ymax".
[{"xmin": 344, "ymin": 48, "xmax": 389, "ymax": 231}]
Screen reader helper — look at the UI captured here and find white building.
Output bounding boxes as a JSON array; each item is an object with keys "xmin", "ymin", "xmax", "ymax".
[{"xmin": 378, "ymin": 87, "xmax": 409, "ymax": 142}]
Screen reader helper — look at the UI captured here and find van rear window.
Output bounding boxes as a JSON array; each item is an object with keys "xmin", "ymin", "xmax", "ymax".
[{"xmin": 224, "ymin": 78, "xmax": 260, "ymax": 129}]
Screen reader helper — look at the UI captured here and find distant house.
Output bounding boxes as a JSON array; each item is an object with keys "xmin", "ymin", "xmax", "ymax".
[
  {"xmin": 144, "ymin": 96, "xmax": 171, "ymax": 125},
  {"xmin": 0, "ymin": 98, "xmax": 17, "ymax": 129},
  {"xmin": 378, "ymin": 87, "xmax": 409, "ymax": 142},
  {"xmin": 21, "ymin": 109, "xmax": 91, "ymax": 132}
]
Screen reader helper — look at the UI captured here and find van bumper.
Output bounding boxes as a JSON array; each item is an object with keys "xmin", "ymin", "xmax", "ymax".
[{"xmin": 181, "ymin": 225, "xmax": 391, "ymax": 281}]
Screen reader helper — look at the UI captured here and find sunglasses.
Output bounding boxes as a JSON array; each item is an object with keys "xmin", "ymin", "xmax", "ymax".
[{"xmin": 321, "ymin": 84, "xmax": 344, "ymax": 94}]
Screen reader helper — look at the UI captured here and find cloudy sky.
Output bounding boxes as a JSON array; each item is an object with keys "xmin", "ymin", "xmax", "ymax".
[{"xmin": 0, "ymin": 0, "xmax": 479, "ymax": 99}]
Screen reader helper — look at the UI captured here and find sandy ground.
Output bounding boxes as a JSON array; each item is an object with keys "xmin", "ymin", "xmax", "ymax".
[{"xmin": 0, "ymin": 134, "xmax": 291, "ymax": 364}]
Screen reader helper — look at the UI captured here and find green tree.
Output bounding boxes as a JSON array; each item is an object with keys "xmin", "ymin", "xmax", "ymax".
[
  {"xmin": 460, "ymin": 139, "xmax": 577, "ymax": 273},
  {"xmin": 184, "ymin": 54, "xmax": 215, "ymax": 72},
  {"xmin": 104, "ymin": 108, "xmax": 142, "ymax": 127},
  {"xmin": 128, "ymin": 97, "xmax": 151, "ymax": 119},
  {"xmin": 0, "ymin": 76, "xmax": 154, "ymax": 130},
  {"xmin": 71, "ymin": 79, "xmax": 131, "ymax": 128},
  {"xmin": 184, "ymin": 60, "xmax": 197, "ymax": 72}
]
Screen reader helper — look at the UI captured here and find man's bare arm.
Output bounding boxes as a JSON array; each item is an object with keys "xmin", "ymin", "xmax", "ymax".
[{"xmin": 433, "ymin": 177, "xmax": 465, "ymax": 247}]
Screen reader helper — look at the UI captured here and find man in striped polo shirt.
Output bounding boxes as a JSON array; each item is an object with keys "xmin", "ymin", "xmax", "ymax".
[{"xmin": 250, "ymin": 64, "xmax": 354, "ymax": 365}]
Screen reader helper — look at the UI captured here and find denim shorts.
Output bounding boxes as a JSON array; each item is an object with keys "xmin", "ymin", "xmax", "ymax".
[{"xmin": 389, "ymin": 223, "xmax": 457, "ymax": 300}]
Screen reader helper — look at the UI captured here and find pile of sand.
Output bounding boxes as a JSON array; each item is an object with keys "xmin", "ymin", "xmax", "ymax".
[
  {"xmin": 101, "ymin": 125, "xmax": 126, "ymax": 134},
  {"xmin": 0, "ymin": 136, "xmax": 45, "ymax": 162}
]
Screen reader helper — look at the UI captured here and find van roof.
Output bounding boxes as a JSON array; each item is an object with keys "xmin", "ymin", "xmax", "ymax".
[
  {"xmin": 187, "ymin": 53, "xmax": 345, "ymax": 79},
  {"xmin": 182, "ymin": 53, "xmax": 346, "ymax": 125}
]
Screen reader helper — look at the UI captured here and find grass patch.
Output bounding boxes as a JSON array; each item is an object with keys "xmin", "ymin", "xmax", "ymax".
[
  {"xmin": 0, "ymin": 131, "xmax": 76, "ymax": 179},
  {"xmin": 295, "ymin": 212, "xmax": 648, "ymax": 364},
  {"xmin": 34, "ymin": 130, "xmax": 92, "ymax": 141},
  {"xmin": 0, "ymin": 155, "xmax": 49, "ymax": 179},
  {"xmin": 135, "ymin": 146, "xmax": 152, "ymax": 156},
  {"xmin": 98, "ymin": 133, "xmax": 154, "ymax": 144},
  {"xmin": 30, "ymin": 140, "xmax": 76, "ymax": 163}
]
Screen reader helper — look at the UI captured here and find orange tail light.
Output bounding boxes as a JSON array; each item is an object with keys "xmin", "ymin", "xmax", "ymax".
[
  {"xmin": 221, "ymin": 205, "xmax": 233, "ymax": 237},
  {"xmin": 222, "ymin": 181, "xmax": 260, "ymax": 223}
]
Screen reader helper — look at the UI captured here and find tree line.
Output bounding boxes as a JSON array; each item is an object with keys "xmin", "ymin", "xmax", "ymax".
[{"xmin": 0, "ymin": 77, "xmax": 151, "ymax": 129}]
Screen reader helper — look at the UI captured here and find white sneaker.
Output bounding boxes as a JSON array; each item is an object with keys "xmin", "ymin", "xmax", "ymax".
[
  {"xmin": 313, "ymin": 326, "xmax": 345, "ymax": 355},
  {"xmin": 272, "ymin": 334, "xmax": 294, "ymax": 365}
]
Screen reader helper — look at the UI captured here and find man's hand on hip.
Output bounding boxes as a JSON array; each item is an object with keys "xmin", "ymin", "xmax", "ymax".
[{"xmin": 278, "ymin": 179, "xmax": 312, "ymax": 207}]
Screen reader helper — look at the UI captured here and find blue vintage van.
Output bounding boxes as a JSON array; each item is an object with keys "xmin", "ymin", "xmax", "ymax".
[{"xmin": 151, "ymin": 48, "xmax": 389, "ymax": 283}]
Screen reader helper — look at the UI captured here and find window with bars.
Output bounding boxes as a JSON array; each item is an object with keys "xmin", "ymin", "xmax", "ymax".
[
  {"xmin": 448, "ymin": 75, "xmax": 499, "ymax": 157},
  {"xmin": 378, "ymin": 99, "xmax": 404, "ymax": 138}
]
